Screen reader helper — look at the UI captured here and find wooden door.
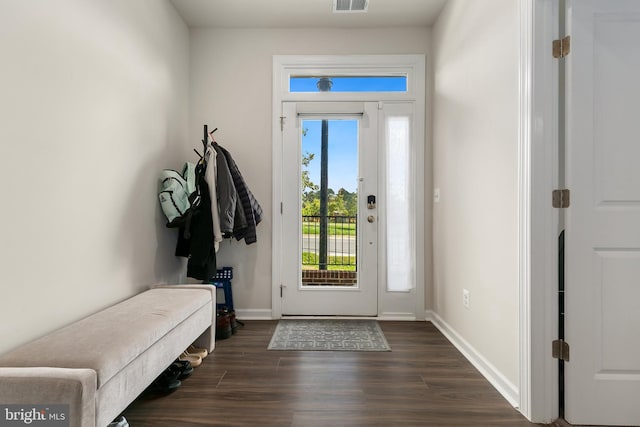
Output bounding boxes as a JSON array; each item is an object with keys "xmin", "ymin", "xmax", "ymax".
[{"xmin": 564, "ymin": 1, "xmax": 640, "ymax": 424}]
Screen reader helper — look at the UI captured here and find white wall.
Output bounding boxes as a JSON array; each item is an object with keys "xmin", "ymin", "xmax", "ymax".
[
  {"xmin": 189, "ymin": 27, "xmax": 432, "ymax": 314},
  {"xmin": 431, "ymin": 0, "xmax": 520, "ymax": 387},
  {"xmin": 0, "ymin": 0, "xmax": 190, "ymax": 355}
]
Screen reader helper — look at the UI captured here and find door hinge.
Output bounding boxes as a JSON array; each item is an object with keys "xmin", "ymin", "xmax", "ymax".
[
  {"xmin": 552, "ymin": 189, "xmax": 570, "ymax": 208},
  {"xmin": 553, "ymin": 35, "xmax": 571, "ymax": 58},
  {"xmin": 552, "ymin": 339, "xmax": 570, "ymax": 361},
  {"xmin": 280, "ymin": 284, "xmax": 284, "ymax": 298},
  {"xmin": 280, "ymin": 202, "xmax": 283, "ymax": 214},
  {"xmin": 280, "ymin": 116, "xmax": 286, "ymax": 131}
]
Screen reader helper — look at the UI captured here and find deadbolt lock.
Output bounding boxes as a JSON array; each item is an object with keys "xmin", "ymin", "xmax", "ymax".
[{"xmin": 367, "ymin": 195, "xmax": 376, "ymax": 209}]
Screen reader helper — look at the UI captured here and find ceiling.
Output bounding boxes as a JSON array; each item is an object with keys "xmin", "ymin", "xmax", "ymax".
[{"xmin": 169, "ymin": 0, "xmax": 447, "ymax": 29}]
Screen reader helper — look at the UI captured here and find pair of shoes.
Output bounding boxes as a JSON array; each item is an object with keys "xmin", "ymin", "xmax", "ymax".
[
  {"xmin": 187, "ymin": 344, "xmax": 208, "ymax": 359},
  {"xmin": 169, "ymin": 360, "xmax": 193, "ymax": 380},
  {"xmin": 179, "ymin": 351, "xmax": 202, "ymax": 367},
  {"xmin": 107, "ymin": 416, "xmax": 129, "ymax": 427},
  {"xmin": 150, "ymin": 369, "xmax": 181, "ymax": 394}
]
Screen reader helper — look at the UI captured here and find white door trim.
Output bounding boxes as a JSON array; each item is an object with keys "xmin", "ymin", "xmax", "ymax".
[
  {"xmin": 522, "ymin": 0, "xmax": 559, "ymax": 422},
  {"xmin": 518, "ymin": 0, "xmax": 534, "ymax": 417},
  {"xmin": 272, "ymin": 55, "xmax": 426, "ymax": 320}
]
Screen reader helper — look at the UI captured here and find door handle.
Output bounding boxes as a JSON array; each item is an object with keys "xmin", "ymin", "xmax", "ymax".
[{"xmin": 367, "ymin": 215, "xmax": 375, "ymax": 223}]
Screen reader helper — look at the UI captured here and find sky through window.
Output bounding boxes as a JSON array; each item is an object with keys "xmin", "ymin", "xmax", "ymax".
[{"xmin": 290, "ymin": 76, "xmax": 407, "ymax": 93}]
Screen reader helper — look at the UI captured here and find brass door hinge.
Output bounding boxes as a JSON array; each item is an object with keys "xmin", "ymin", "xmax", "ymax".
[
  {"xmin": 552, "ymin": 339, "xmax": 570, "ymax": 361},
  {"xmin": 553, "ymin": 36, "xmax": 571, "ymax": 58},
  {"xmin": 552, "ymin": 189, "xmax": 570, "ymax": 208}
]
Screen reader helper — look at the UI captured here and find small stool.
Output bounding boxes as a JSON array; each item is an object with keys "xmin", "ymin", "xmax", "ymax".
[{"xmin": 209, "ymin": 267, "xmax": 233, "ymax": 311}]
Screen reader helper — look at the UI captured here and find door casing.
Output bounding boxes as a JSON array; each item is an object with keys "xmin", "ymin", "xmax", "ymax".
[
  {"xmin": 272, "ymin": 55, "xmax": 426, "ymax": 320},
  {"xmin": 522, "ymin": 0, "xmax": 560, "ymax": 422}
]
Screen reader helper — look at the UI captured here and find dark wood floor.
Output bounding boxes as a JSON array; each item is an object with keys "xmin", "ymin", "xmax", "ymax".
[{"xmin": 122, "ymin": 321, "xmax": 548, "ymax": 426}]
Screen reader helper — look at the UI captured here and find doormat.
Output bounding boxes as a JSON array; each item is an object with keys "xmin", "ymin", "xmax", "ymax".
[{"xmin": 268, "ymin": 319, "xmax": 391, "ymax": 351}]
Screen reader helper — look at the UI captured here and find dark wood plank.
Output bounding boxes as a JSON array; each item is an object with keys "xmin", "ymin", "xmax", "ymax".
[{"xmin": 122, "ymin": 321, "xmax": 549, "ymax": 426}]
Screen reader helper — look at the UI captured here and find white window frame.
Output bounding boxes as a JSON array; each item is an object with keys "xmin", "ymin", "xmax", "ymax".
[
  {"xmin": 271, "ymin": 55, "xmax": 426, "ymax": 319},
  {"xmin": 274, "ymin": 55, "xmax": 424, "ymax": 103}
]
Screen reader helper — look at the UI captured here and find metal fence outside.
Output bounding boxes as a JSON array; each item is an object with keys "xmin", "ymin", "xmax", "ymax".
[{"xmin": 302, "ymin": 215, "xmax": 357, "ymax": 269}]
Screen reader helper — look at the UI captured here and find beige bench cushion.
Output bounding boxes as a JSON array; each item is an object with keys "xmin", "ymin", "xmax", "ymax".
[{"xmin": 0, "ymin": 287, "xmax": 211, "ymax": 387}]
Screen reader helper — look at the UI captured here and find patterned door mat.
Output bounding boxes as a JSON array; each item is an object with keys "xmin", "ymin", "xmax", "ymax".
[{"xmin": 268, "ymin": 319, "xmax": 391, "ymax": 351}]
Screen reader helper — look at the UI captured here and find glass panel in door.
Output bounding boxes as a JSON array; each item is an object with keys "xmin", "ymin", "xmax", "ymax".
[{"xmin": 301, "ymin": 119, "xmax": 358, "ymax": 288}]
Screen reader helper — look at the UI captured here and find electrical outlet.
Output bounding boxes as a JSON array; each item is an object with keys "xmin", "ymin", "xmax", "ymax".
[{"xmin": 462, "ymin": 289, "xmax": 470, "ymax": 309}]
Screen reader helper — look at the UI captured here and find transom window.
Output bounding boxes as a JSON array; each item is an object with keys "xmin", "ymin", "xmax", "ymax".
[{"xmin": 290, "ymin": 75, "xmax": 407, "ymax": 93}]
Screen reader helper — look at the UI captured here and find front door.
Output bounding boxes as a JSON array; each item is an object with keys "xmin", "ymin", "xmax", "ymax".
[
  {"xmin": 280, "ymin": 101, "xmax": 378, "ymax": 316},
  {"xmin": 564, "ymin": 0, "xmax": 640, "ymax": 424}
]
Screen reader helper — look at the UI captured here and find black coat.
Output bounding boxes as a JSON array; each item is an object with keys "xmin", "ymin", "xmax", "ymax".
[
  {"xmin": 175, "ymin": 164, "xmax": 216, "ymax": 280},
  {"xmin": 216, "ymin": 145, "xmax": 263, "ymax": 244}
]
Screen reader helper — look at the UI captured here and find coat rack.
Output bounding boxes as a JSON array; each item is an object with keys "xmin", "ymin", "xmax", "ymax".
[{"xmin": 194, "ymin": 124, "xmax": 217, "ymax": 159}]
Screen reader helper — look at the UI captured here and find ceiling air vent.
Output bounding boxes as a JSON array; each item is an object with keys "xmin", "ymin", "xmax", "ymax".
[{"xmin": 333, "ymin": 0, "xmax": 369, "ymax": 13}]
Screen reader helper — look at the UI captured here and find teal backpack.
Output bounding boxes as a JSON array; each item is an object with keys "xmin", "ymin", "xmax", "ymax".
[{"xmin": 158, "ymin": 163, "xmax": 199, "ymax": 228}]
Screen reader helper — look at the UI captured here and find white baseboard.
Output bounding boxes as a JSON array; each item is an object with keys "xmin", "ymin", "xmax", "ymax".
[
  {"xmin": 234, "ymin": 308, "xmax": 273, "ymax": 320},
  {"xmin": 428, "ymin": 311, "xmax": 520, "ymax": 408}
]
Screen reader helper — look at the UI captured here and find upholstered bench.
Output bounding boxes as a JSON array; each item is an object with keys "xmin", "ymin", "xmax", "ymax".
[{"xmin": 0, "ymin": 284, "xmax": 215, "ymax": 427}]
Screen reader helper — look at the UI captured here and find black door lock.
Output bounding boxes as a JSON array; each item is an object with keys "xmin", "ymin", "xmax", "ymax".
[{"xmin": 367, "ymin": 195, "xmax": 376, "ymax": 209}]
